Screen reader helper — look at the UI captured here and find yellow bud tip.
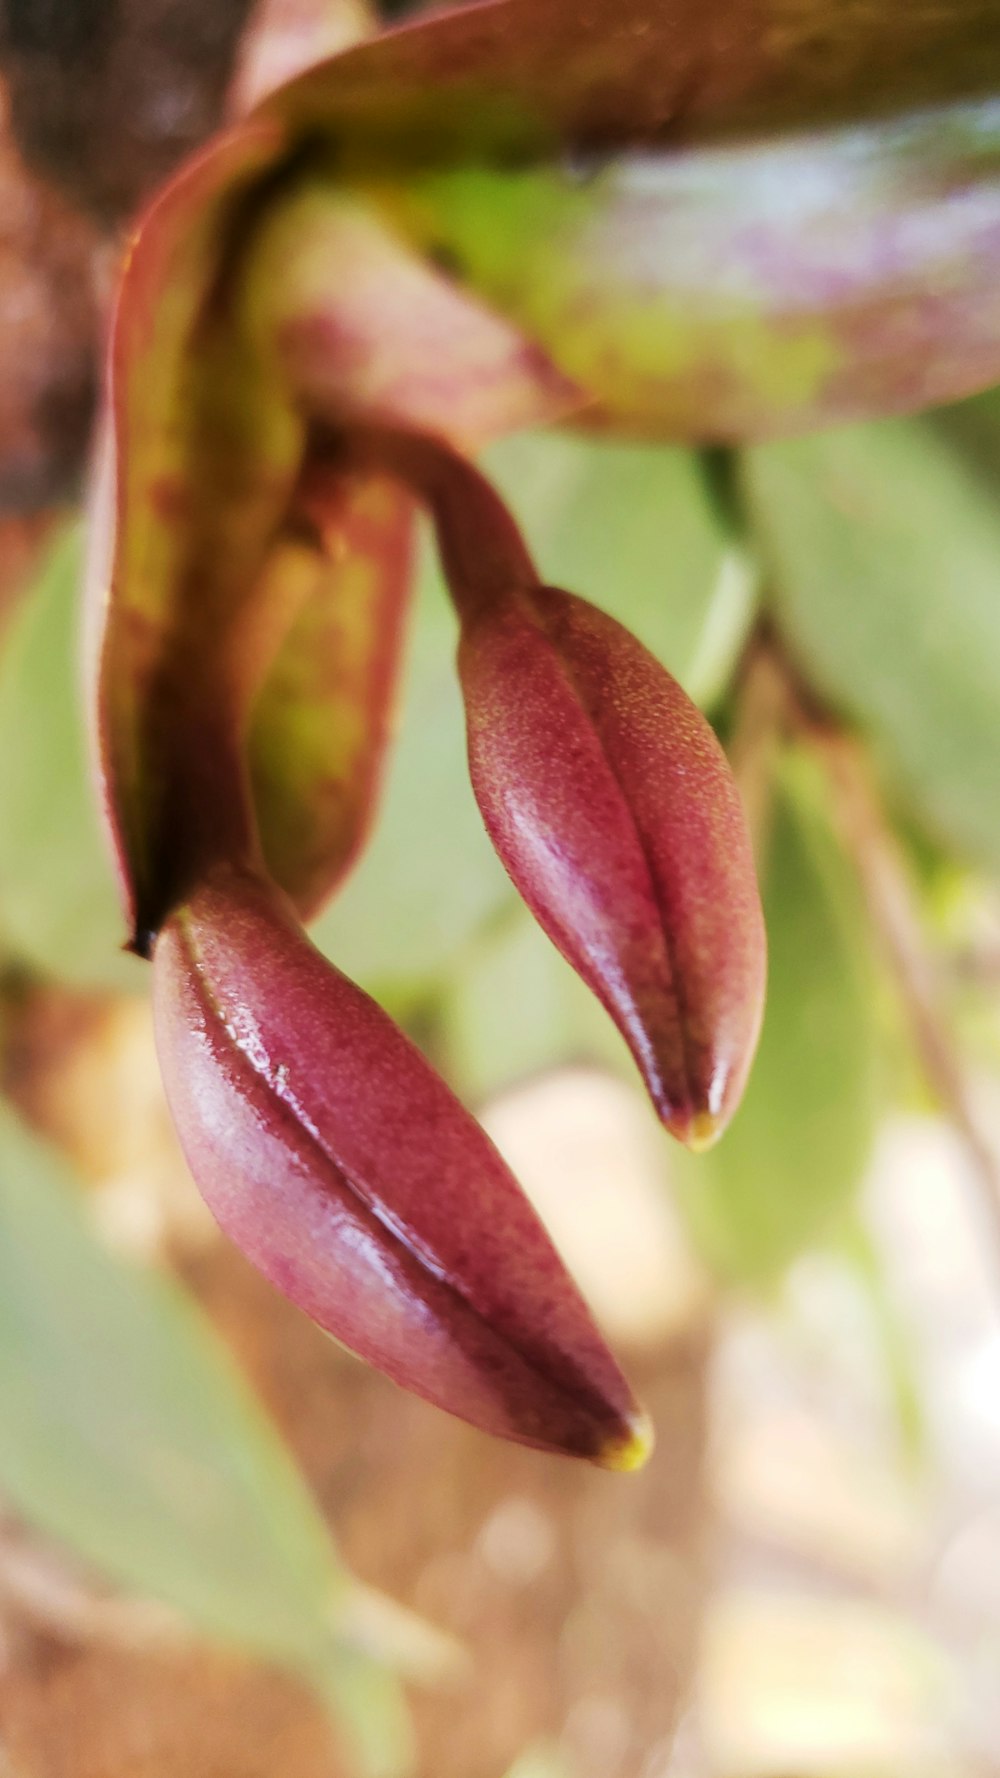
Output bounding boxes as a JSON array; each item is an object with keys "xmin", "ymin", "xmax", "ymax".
[
  {"xmin": 683, "ymin": 1109, "xmax": 724, "ymax": 1154},
  {"xmin": 597, "ymin": 1410, "xmax": 655, "ymax": 1473}
]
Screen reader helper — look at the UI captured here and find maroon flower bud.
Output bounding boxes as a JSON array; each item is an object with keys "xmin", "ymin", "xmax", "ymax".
[
  {"xmin": 329, "ymin": 422, "xmax": 766, "ymax": 1149},
  {"xmin": 153, "ymin": 861, "xmax": 651, "ymax": 1467},
  {"xmin": 457, "ymin": 583, "xmax": 766, "ymax": 1148}
]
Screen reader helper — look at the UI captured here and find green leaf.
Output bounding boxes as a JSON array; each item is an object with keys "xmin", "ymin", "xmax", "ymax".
[
  {"xmin": 0, "ymin": 525, "xmax": 144, "ymax": 991},
  {"xmin": 441, "ymin": 902, "xmax": 633, "ymax": 1105},
  {"xmin": 483, "ymin": 431, "xmax": 756, "ymax": 704},
  {"xmin": 674, "ymin": 755, "xmax": 880, "ymax": 1288},
  {"xmin": 0, "ymin": 1103, "xmax": 411, "ymax": 1775},
  {"xmin": 744, "ymin": 414, "xmax": 1000, "ymax": 871}
]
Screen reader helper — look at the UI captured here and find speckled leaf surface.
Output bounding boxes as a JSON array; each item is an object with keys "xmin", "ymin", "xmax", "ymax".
[
  {"xmin": 89, "ymin": 117, "xmax": 300, "ymax": 941},
  {"xmin": 267, "ymin": 0, "xmax": 1000, "ymax": 157}
]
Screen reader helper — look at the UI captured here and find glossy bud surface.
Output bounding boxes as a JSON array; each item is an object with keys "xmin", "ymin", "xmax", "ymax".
[
  {"xmin": 153, "ymin": 863, "xmax": 650, "ymax": 1465},
  {"xmin": 459, "ymin": 584, "xmax": 766, "ymax": 1146}
]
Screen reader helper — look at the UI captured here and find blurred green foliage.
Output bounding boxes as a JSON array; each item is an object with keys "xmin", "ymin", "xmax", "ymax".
[
  {"xmin": 0, "ymin": 525, "xmax": 144, "ymax": 991},
  {"xmin": 745, "ymin": 397, "xmax": 1000, "ymax": 871},
  {"xmin": 674, "ymin": 754, "xmax": 881, "ymax": 1287},
  {"xmin": 0, "ymin": 1105, "xmax": 412, "ymax": 1776}
]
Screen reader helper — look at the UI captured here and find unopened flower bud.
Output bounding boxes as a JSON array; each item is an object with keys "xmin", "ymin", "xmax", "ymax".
[
  {"xmin": 457, "ymin": 583, "xmax": 766, "ymax": 1148},
  {"xmin": 153, "ymin": 862, "xmax": 651, "ymax": 1466}
]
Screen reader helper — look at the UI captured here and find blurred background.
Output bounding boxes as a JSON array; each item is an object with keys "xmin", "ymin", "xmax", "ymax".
[{"xmin": 1, "ymin": 1, "xmax": 1000, "ymax": 1774}]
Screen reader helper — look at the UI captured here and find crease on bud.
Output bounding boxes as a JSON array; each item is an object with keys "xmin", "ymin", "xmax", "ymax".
[{"xmin": 153, "ymin": 861, "xmax": 648, "ymax": 1466}]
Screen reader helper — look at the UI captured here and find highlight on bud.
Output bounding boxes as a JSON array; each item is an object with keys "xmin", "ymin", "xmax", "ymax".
[
  {"xmin": 152, "ymin": 861, "xmax": 650, "ymax": 1467},
  {"xmin": 457, "ymin": 583, "xmax": 766, "ymax": 1148}
]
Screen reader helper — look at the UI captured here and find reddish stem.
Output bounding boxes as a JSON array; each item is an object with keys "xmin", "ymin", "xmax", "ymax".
[{"xmin": 306, "ymin": 419, "xmax": 539, "ymax": 621}]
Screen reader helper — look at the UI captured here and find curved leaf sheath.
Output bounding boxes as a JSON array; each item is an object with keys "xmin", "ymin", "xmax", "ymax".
[
  {"xmin": 93, "ymin": 122, "xmax": 292, "ymax": 933},
  {"xmin": 459, "ymin": 586, "xmax": 766, "ymax": 1146},
  {"xmin": 90, "ymin": 107, "xmax": 566, "ymax": 945},
  {"xmin": 154, "ymin": 864, "xmax": 650, "ymax": 1466},
  {"xmin": 270, "ymin": 0, "xmax": 1000, "ymax": 159}
]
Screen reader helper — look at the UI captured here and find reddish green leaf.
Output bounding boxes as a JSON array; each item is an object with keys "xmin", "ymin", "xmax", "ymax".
[
  {"xmin": 89, "ymin": 117, "xmax": 302, "ymax": 943},
  {"xmin": 247, "ymin": 471, "xmax": 416, "ymax": 919},
  {"xmin": 89, "ymin": 136, "xmax": 427, "ymax": 944},
  {"xmin": 266, "ymin": 0, "xmax": 1000, "ymax": 432},
  {"xmin": 269, "ymin": 0, "xmax": 1000, "ymax": 157}
]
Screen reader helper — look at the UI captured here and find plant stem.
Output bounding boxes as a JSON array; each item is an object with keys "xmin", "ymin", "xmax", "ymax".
[
  {"xmin": 814, "ymin": 727, "xmax": 1000, "ymax": 1263},
  {"xmin": 726, "ymin": 631, "xmax": 793, "ymax": 870},
  {"xmin": 305, "ymin": 419, "xmax": 539, "ymax": 620}
]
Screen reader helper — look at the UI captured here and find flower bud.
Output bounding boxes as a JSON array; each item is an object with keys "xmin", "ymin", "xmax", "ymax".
[
  {"xmin": 457, "ymin": 584, "xmax": 766, "ymax": 1148},
  {"xmin": 153, "ymin": 861, "xmax": 650, "ymax": 1466}
]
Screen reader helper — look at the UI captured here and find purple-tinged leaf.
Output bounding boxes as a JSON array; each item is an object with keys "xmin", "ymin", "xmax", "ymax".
[
  {"xmin": 89, "ymin": 89, "xmax": 573, "ymax": 948},
  {"xmin": 364, "ymin": 98, "xmax": 1000, "ymax": 438},
  {"xmin": 153, "ymin": 862, "xmax": 651, "ymax": 1466}
]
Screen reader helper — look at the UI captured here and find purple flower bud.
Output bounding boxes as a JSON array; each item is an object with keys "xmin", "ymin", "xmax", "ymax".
[
  {"xmin": 457, "ymin": 583, "xmax": 766, "ymax": 1148},
  {"xmin": 153, "ymin": 862, "xmax": 651, "ymax": 1466}
]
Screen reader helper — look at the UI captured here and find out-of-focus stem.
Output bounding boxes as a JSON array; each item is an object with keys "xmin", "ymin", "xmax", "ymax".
[
  {"xmin": 815, "ymin": 728, "xmax": 1000, "ymax": 1265},
  {"xmin": 740, "ymin": 629, "xmax": 1000, "ymax": 1266},
  {"xmin": 727, "ymin": 632, "xmax": 794, "ymax": 871}
]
